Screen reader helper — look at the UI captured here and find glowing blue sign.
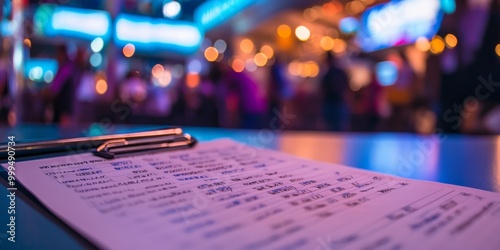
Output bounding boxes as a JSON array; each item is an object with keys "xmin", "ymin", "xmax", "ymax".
[
  {"xmin": 194, "ymin": 0, "xmax": 254, "ymax": 31},
  {"xmin": 34, "ymin": 5, "xmax": 111, "ymax": 41},
  {"xmin": 1, "ymin": 1, "xmax": 12, "ymax": 36},
  {"xmin": 24, "ymin": 59, "xmax": 59, "ymax": 83},
  {"xmin": 357, "ymin": 0, "xmax": 444, "ymax": 52},
  {"xmin": 115, "ymin": 14, "xmax": 203, "ymax": 54}
]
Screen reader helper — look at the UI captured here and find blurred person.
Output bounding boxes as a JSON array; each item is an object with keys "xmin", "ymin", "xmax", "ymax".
[
  {"xmin": 350, "ymin": 75, "xmax": 384, "ymax": 132},
  {"xmin": 73, "ymin": 49, "xmax": 97, "ymax": 123},
  {"xmin": 43, "ymin": 45, "xmax": 79, "ymax": 125},
  {"xmin": 384, "ymin": 52, "xmax": 418, "ymax": 132},
  {"xmin": 320, "ymin": 52, "xmax": 350, "ymax": 131},
  {"xmin": 199, "ymin": 69, "xmax": 220, "ymax": 127},
  {"xmin": 207, "ymin": 62, "xmax": 230, "ymax": 127},
  {"xmin": 141, "ymin": 86, "xmax": 174, "ymax": 123},
  {"xmin": 288, "ymin": 81, "xmax": 321, "ymax": 130},
  {"xmin": 173, "ymin": 72, "xmax": 219, "ymax": 127},
  {"xmin": 169, "ymin": 80, "xmax": 188, "ymax": 125},
  {"xmin": 411, "ymin": 98, "xmax": 437, "ymax": 135},
  {"xmin": 118, "ymin": 69, "xmax": 147, "ymax": 121},
  {"xmin": 267, "ymin": 56, "xmax": 292, "ymax": 124},
  {"xmin": 227, "ymin": 70, "xmax": 267, "ymax": 129}
]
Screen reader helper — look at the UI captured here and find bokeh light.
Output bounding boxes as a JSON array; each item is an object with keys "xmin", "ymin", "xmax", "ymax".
[
  {"xmin": 348, "ymin": 65, "xmax": 371, "ymax": 91},
  {"xmin": 186, "ymin": 72, "xmax": 200, "ymax": 88},
  {"xmin": 346, "ymin": 0, "xmax": 365, "ymax": 15},
  {"xmin": 245, "ymin": 58, "xmax": 257, "ymax": 72},
  {"xmin": 240, "ymin": 38, "xmax": 254, "ymax": 53},
  {"xmin": 332, "ymin": 39, "xmax": 347, "ymax": 53},
  {"xmin": 152, "ymin": 64, "xmax": 164, "ymax": 78},
  {"xmin": 288, "ymin": 61, "xmax": 319, "ymax": 78},
  {"xmin": 232, "ymin": 58, "xmax": 245, "ymax": 72},
  {"xmin": 163, "ymin": 1, "xmax": 181, "ymax": 18},
  {"xmin": 303, "ymin": 8, "xmax": 320, "ymax": 22},
  {"xmin": 322, "ymin": 2, "xmax": 342, "ymax": 14},
  {"xmin": 187, "ymin": 59, "xmax": 202, "ymax": 73},
  {"xmin": 89, "ymin": 53, "xmax": 102, "ymax": 67},
  {"xmin": 361, "ymin": 0, "xmax": 375, "ymax": 4},
  {"xmin": 376, "ymin": 61, "xmax": 398, "ymax": 86},
  {"xmin": 43, "ymin": 70, "xmax": 54, "ymax": 83},
  {"xmin": 300, "ymin": 61, "xmax": 319, "ymax": 78},
  {"xmin": 29, "ymin": 66, "xmax": 43, "ymax": 81},
  {"xmin": 320, "ymin": 36, "xmax": 334, "ymax": 51},
  {"xmin": 122, "ymin": 43, "xmax": 135, "ymax": 57},
  {"xmin": 496, "ymin": 44, "xmax": 500, "ymax": 57},
  {"xmin": 95, "ymin": 79, "xmax": 108, "ymax": 95},
  {"xmin": 13, "ymin": 44, "xmax": 22, "ymax": 71},
  {"xmin": 308, "ymin": 61, "xmax": 320, "ymax": 78},
  {"xmin": 157, "ymin": 69, "xmax": 172, "ymax": 87},
  {"xmin": 277, "ymin": 24, "xmax": 292, "ymax": 38},
  {"xmin": 327, "ymin": 28, "xmax": 339, "ymax": 38},
  {"xmin": 23, "ymin": 38, "xmax": 31, "ymax": 48},
  {"xmin": 90, "ymin": 37, "xmax": 104, "ymax": 53},
  {"xmin": 444, "ymin": 34, "xmax": 458, "ymax": 48},
  {"xmin": 204, "ymin": 46, "xmax": 219, "ymax": 62},
  {"xmin": 254, "ymin": 53, "xmax": 268, "ymax": 67},
  {"xmin": 331, "ymin": 1, "xmax": 344, "ymax": 12},
  {"xmin": 288, "ymin": 60, "xmax": 300, "ymax": 76},
  {"xmin": 430, "ymin": 36, "xmax": 445, "ymax": 54},
  {"xmin": 260, "ymin": 45, "xmax": 274, "ymax": 59},
  {"xmin": 441, "ymin": 0, "xmax": 456, "ymax": 14},
  {"xmin": 300, "ymin": 63, "xmax": 311, "ymax": 78},
  {"xmin": 339, "ymin": 17, "xmax": 359, "ymax": 34},
  {"xmin": 214, "ymin": 39, "xmax": 227, "ymax": 53},
  {"xmin": 415, "ymin": 37, "xmax": 430, "ymax": 52},
  {"xmin": 295, "ymin": 26, "xmax": 311, "ymax": 41}
]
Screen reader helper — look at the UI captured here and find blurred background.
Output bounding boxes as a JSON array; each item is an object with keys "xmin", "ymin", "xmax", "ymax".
[{"xmin": 0, "ymin": 0, "xmax": 499, "ymax": 134}]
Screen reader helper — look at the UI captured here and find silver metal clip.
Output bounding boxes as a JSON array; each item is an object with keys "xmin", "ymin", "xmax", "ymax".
[{"xmin": 92, "ymin": 134, "xmax": 196, "ymax": 159}]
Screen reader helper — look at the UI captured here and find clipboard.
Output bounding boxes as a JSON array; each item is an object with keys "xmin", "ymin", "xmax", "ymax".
[{"xmin": 0, "ymin": 127, "xmax": 197, "ymax": 160}]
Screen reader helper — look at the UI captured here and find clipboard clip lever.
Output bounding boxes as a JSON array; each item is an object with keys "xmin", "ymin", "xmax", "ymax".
[{"xmin": 92, "ymin": 134, "xmax": 196, "ymax": 159}]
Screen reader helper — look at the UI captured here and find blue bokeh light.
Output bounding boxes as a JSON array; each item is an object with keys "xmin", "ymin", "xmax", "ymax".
[
  {"xmin": 339, "ymin": 17, "xmax": 359, "ymax": 34},
  {"xmin": 440, "ymin": 0, "xmax": 456, "ymax": 14},
  {"xmin": 89, "ymin": 53, "xmax": 102, "ymax": 67},
  {"xmin": 376, "ymin": 61, "xmax": 398, "ymax": 86}
]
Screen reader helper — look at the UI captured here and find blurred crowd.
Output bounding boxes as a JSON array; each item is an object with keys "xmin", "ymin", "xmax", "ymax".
[{"xmin": 1, "ymin": 39, "xmax": 498, "ymax": 135}]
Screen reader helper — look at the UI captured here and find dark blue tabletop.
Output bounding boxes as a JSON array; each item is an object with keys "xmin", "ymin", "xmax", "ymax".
[{"xmin": 0, "ymin": 124, "xmax": 499, "ymax": 249}]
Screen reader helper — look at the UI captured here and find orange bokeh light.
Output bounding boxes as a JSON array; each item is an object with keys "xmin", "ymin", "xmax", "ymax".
[
  {"xmin": 186, "ymin": 73, "xmax": 200, "ymax": 88},
  {"xmin": 254, "ymin": 53, "xmax": 268, "ymax": 67},
  {"xmin": 122, "ymin": 43, "xmax": 135, "ymax": 57},
  {"xmin": 95, "ymin": 79, "xmax": 108, "ymax": 95},
  {"xmin": 204, "ymin": 47, "xmax": 219, "ymax": 62},
  {"xmin": 152, "ymin": 64, "xmax": 164, "ymax": 78},
  {"xmin": 277, "ymin": 24, "xmax": 292, "ymax": 38},
  {"xmin": 232, "ymin": 58, "xmax": 245, "ymax": 72},
  {"xmin": 240, "ymin": 39, "xmax": 254, "ymax": 53}
]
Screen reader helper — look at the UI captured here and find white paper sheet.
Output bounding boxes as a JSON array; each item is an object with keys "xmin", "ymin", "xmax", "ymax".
[{"xmin": 4, "ymin": 139, "xmax": 500, "ymax": 250}]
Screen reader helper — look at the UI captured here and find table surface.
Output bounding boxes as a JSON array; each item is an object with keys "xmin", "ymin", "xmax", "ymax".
[{"xmin": 0, "ymin": 124, "xmax": 499, "ymax": 249}]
